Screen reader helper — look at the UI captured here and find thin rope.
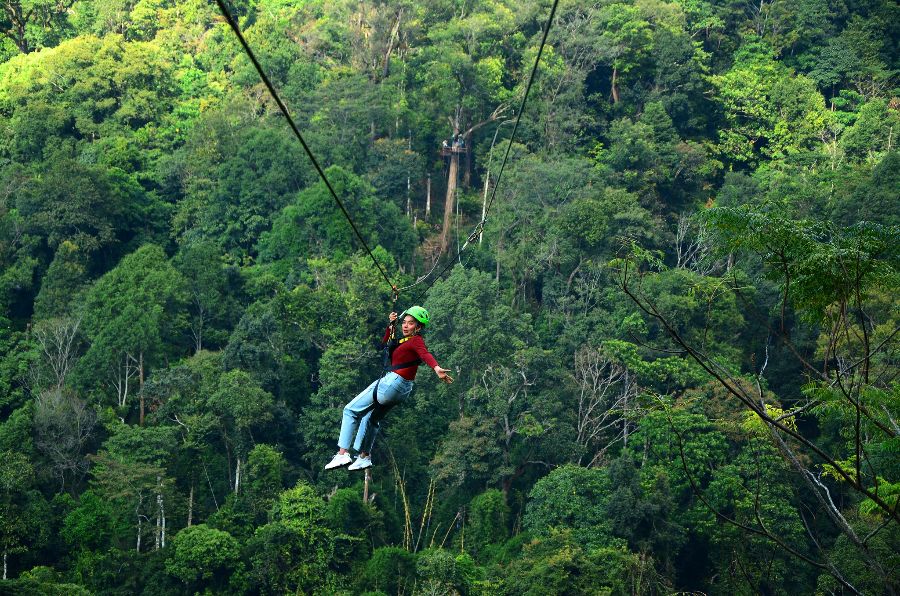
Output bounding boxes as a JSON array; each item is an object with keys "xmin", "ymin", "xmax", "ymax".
[
  {"xmin": 213, "ymin": 0, "xmax": 395, "ymax": 293},
  {"xmin": 395, "ymin": 256, "xmax": 442, "ymax": 293}
]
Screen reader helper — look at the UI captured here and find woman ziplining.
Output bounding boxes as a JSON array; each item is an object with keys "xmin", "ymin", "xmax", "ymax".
[
  {"xmin": 212, "ymin": 0, "xmax": 558, "ymax": 469},
  {"xmin": 212, "ymin": 0, "xmax": 559, "ymax": 304},
  {"xmin": 324, "ymin": 306, "xmax": 454, "ymax": 471}
]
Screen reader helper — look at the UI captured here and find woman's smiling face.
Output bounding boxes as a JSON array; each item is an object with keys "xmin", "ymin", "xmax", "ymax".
[{"xmin": 401, "ymin": 315, "xmax": 420, "ymax": 337}]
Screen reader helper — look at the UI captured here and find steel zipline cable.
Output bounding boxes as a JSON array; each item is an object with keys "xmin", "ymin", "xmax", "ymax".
[
  {"xmin": 215, "ymin": 0, "xmax": 559, "ymax": 305},
  {"xmin": 213, "ymin": 0, "xmax": 396, "ymax": 294},
  {"xmin": 407, "ymin": 0, "xmax": 560, "ymax": 304},
  {"xmin": 484, "ymin": 0, "xmax": 560, "ymax": 219}
]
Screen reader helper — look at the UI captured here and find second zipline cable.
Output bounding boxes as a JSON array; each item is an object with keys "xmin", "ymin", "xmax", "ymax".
[{"xmin": 213, "ymin": 0, "xmax": 395, "ymax": 292}]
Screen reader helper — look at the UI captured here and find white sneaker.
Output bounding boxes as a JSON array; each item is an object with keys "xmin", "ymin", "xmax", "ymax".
[
  {"xmin": 348, "ymin": 456, "xmax": 372, "ymax": 471},
  {"xmin": 324, "ymin": 452, "xmax": 353, "ymax": 470}
]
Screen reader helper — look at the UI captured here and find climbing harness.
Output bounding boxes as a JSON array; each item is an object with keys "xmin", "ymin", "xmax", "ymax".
[{"xmin": 372, "ymin": 320, "xmax": 421, "ymax": 406}]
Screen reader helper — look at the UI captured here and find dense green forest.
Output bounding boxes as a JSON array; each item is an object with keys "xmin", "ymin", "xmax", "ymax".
[{"xmin": 0, "ymin": 0, "xmax": 898, "ymax": 593}]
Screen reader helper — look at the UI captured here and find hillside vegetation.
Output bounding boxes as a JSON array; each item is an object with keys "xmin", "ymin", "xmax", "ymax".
[{"xmin": 0, "ymin": 0, "xmax": 897, "ymax": 593}]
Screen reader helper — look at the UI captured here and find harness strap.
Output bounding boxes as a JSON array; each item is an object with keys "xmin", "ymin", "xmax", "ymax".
[
  {"xmin": 389, "ymin": 358, "xmax": 422, "ymax": 372},
  {"xmin": 375, "ymin": 323, "xmax": 422, "ymax": 406},
  {"xmin": 373, "ymin": 358, "xmax": 421, "ymax": 406}
]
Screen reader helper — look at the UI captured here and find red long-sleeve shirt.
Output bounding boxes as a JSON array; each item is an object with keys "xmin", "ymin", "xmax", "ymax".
[{"xmin": 381, "ymin": 327, "xmax": 439, "ymax": 380}]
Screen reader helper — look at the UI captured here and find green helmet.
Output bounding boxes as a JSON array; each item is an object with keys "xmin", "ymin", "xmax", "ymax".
[{"xmin": 403, "ymin": 305, "xmax": 430, "ymax": 328}]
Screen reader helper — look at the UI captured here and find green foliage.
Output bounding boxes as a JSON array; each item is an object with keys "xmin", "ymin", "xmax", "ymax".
[
  {"xmin": 15, "ymin": 159, "xmax": 155, "ymax": 259},
  {"xmin": 246, "ymin": 521, "xmax": 319, "ymax": 595},
  {"xmin": 165, "ymin": 524, "xmax": 243, "ymax": 590},
  {"xmin": 258, "ymin": 165, "xmax": 415, "ymax": 269},
  {"xmin": 222, "ymin": 298, "xmax": 294, "ymax": 394},
  {"xmin": 246, "ymin": 481, "xmax": 345, "ymax": 596},
  {"xmin": 324, "ymin": 487, "xmax": 385, "ymax": 561},
  {"xmin": 0, "ymin": 0, "xmax": 896, "ymax": 593},
  {"xmin": 712, "ymin": 39, "xmax": 833, "ymax": 165},
  {"xmin": 840, "ymin": 100, "xmax": 900, "ymax": 162},
  {"xmin": 170, "ymin": 105, "xmax": 309, "ymax": 258},
  {"xmin": 0, "ymin": 34, "xmax": 178, "ymax": 157},
  {"xmin": 75, "ymin": 244, "xmax": 188, "ymax": 404},
  {"xmin": 416, "ymin": 548, "xmax": 479, "ymax": 595},
  {"xmin": 174, "ymin": 238, "xmax": 243, "ymax": 352},
  {"xmin": 0, "ymin": 403, "xmax": 32, "ymax": 453},
  {"xmin": 697, "ymin": 440, "xmax": 812, "ymax": 594},
  {"xmin": 834, "ymin": 151, "xmax": 900, "ymax": 227},
  {"xmin": 705, "ymin": 206, "xmax": 899, "ymax": 321},
  {"xmin": 0, "ymin": 566, "xmax": 91, "ymax": 595},
  {"xmin": 357, "ymin": 546, "xmax": 416, "ymax": 596},
  {"xmin": 636, "ymin": 267, "xmax": 746, "ymax": 366},
  {"xmin": 598, "ymin": 102, "xmax": 714, "ymax": 208},
  {"xmin": 467, "ymin": 489, "xmax": 510, "ymax": 559},
  {"xmin": 523, "ymin": 464, "xmax": 620, "ymax": 551},
  {"xmin": 0, "ymin": 318, "xmax": 30, "ymax": 415},
  {"xmin": 244, "ymin": 444, "xmax": 285, "ymax": 508},
  {"xmin": 422, "ymin": 266, "xmax": 533, "ymax": 405},
  {"xmin": 817, "ymin": 517, "xmax": 900, "ymax": 594},
  {"xmin": 497, "ymin": 530, "xmax": 643, "ymax": 596},
  {"xmin": 631, "ymin": 405, "xmax": 729, "ymax": 496},
  {"xmin": 606, "ymin": 453, "xmax": 683, "ymax": 559},
  {"xmin": 0, "ymin": 0, "xmax": 75, "ymax": 55},
  {"xmin": 209, "ymin": 369, "xmax": 274, "ymax": 453},
  {"xmin": 601, "ymin": 339, "xmax": 707, "ymax": 392},
  {"xmin": 0, "ymin": 450, "xmax": 35, "ymax": 570},
  {"xmin": 366, "ymin": 138, "xmax": 425, "ymax": 205},
  {"xmin": 62, "ymin": 490, "xmax": 130, "ymax": 552},
  {"xmin": 33, "ymin": 241, "xmax": 90, "ymax": 320}
]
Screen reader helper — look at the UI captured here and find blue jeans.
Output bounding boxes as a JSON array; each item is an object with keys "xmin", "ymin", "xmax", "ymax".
[{"xmin": 338, "ymin": 372, "xmax": 414, "ymax": 454}]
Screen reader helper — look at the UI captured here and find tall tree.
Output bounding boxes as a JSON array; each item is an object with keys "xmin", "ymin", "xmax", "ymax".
[
  {"xmin": 712, "ymin": 39, "xmax": 833, "ymax": 165},
  {"xmin": 76, "ymin": 244, "xmax": 187, "ymax": 423},
  {"xmin": 1, "ymin": 0, "xmax": 75, "ymax": 54}
]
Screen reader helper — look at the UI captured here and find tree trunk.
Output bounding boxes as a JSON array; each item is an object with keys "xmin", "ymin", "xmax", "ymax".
[
  {"xmin": 187, "ymin": 482, "xmax": 194, "ymax": 527},
  {"xmin": 193, "ymin": 300, "xmax": 205, "ymax": 354},
  {"xmin": 234, "ymin": 458, "xmax": 241, "ymax": 494},
  {"xmin": 116, "ymin": 353, "xmax": 134, "ymax": 408},
  {"xmin": 441, "ymin": 152, "xmax": 460, "ymax": 252},
  {"xmin": 138, "ymin": 352, "xmax": 145, "ymax": 426},
  {"xmin": 611, "ymin": 66, "xmax": 619, "ymax": 104},
  {"xmin": 136, "ymin": 514, "xmax": 142, "ymax": 553},
  {"xmin": 3, "ymin": 548, "xmax": 6, "ymax": 581},
  {"xmin": 363, "ymin": 468, "xmax": 371, "ymax": 503},
  {"xmin": 155, "ymin": 506, "xmax": 161, "ymax": 549},
  {"xmin": 155, "ymin": 476, "xmax": 164, "ymax": 550},
  {"xmin": 480, "ymin": 171, "xmax": 489, "ymax": 244},
  {"xmin": 495, "ymin": 231, "xmax": 504, "ymax": 284},
  {"xmin": 381, "ymin": 9, "xmax": 403, "ymax": 79},
  {"xmin": 426, "ymin": 174, "xmax": 431, "ymax": 217},
  {"xmin": 161, "ymin": 494, "xmax": 166, "ymax": 548},
  {"xmin": 463, "ymin": 144, "xmax": 472, "ymax": 187},
  {"xmin": 3, "ymin": 3, "xmax": 30, "ymax": 53},
  {"xmin": 224, "ymin": 443, "xmax": 233, "ymax": 489},
  {"xmin": 622, "ymin": 371, "xmax": 630, "ymax": 448},
  {"xmin": 411, "ymin": 213, "xmax": 417, "ymax": 275}
]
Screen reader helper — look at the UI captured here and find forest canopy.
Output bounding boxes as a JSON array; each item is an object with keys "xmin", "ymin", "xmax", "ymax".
[{"xmin": 0, "ymin": 0, "xmax": 897, "ymax": 594}]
